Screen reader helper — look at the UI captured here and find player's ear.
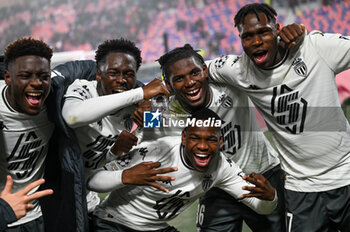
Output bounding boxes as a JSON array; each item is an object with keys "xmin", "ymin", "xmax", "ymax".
[
  {"xmin": 276, "ymin": 22, "xmax": 281, "ymax": 36},
  {"xmin": 219, "ymin": 135, "xmax": 223, "ymax": 150},
  {"xmin": 4, "ymin": 70, "xmax": 11, "ymax": 86},
  {"xmin": 96, "ymin": 69, "xmax": 102, "ymax": 83},
  {"xmin": 165, "ymin": 79, "xmax": 173, "ymax": 92},
  {"xmin": 203, "ymin": 64, "xmax": 209, "ymax": 80},
  {"xmin": 181, "ymin": 129, "xmax": 187, "ymax": 146}
]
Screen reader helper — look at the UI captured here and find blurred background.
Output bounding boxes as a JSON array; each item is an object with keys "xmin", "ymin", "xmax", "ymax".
[{"xmin": 0, "ymin": 0, "xmax": 349, "ymax": 231}]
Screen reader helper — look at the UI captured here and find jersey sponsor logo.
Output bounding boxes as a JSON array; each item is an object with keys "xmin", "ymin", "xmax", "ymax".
[
  {"xmin": 292, "ymin": 58, "xmax": 307, "ymax": 77},
  {"xmin": 271, "ymin": 84, "xmax": 308, "ymax": 134},
  {"xmin": 202, "ymin": 174, "xmax": 213, "ymax": 191},
  {"xmin": 143, "ymin": 110, "xmax": 161, "ymax": 128},
  {"xmin": 83, "ymin": 134, "xmax": 116, "ymax": 169},
  {"xmin": 214, "ymin": 55, "xmax": 228, "ymax": 69},
  {"xmin": 218, "ymin": 94, "xmax": 233, "ymax": 108},
  {"xmin": 153, "ymin": 189, "xmax": 190, "ymax": 219},
  {"xmin": 7, "ymin": 131, "xmax": 46, "ymax": 179},
  {"xmin": 221, "ymin": 121, "xmax": 241, "ymax": 156}
]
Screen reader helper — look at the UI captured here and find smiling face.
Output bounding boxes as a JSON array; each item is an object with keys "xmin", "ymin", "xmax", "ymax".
[
  {"xmin": 165, "ymin": 56, "xmax": 210, "ymax": 111},
  {"xmin": 239, "ymin": 13, "xmax": 282, "ymax": 68},
  {"xmin": 97, "ymin": 52, "xmax": 137, "ymax": 96},
  {"xmin": 5, "ymin": 55, "xmax": 51, "ymax": 115},
  {"xmin": 182, "ymin": 124, "xmax": 223, "ymax": 172}
]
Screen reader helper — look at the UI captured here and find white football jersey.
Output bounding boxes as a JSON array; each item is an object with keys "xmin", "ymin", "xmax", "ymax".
[
  {"xmin": 94, "ymin": 136, "xmax": 276, "ymax": 231},
  {"xmin": 0, "ymin": 81, "xmax": 54, "ymax": 226},
  {"xmin": 64, "ymin": 79, "xmax": 137, "ymax": 211},
  {"xmin": 208, "ymin": 31, "xmax": 350, "ymax": 192},
  {"xmin": 170, "ymin": 83, "xmax": 280, "ymax": 174}
]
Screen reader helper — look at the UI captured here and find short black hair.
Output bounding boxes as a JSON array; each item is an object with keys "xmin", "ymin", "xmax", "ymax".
[
  {"xmin": 4, "ymin": 37, "xmax": 53, "ymax": 69},
  {"xmin": 234, "ymin": 3, "xmax": 277, "ymax": 28},
  {"xmin": 158, "ymin": 44, "xmax": 204, "ymax": 81},
  {"xmin": 95, "ymin": 38, "xmax": 142, "ymax": 71}
]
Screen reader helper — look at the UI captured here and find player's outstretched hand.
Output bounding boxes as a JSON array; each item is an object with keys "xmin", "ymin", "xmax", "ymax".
[
  {"xmin": 0, "ymin": 176, "xmax": 53, "ymax": 219},
  {"xmin": 279, "ymin": 23, "xmax": 306, "ymax": 49},
  {"xmin": 110, "ymin": 130, "xmax": 138, "ymax": 156},
  {"xmin": 241, "ymin": 173, "xmax": 275, "ymax": 201},
  {"xmin": 142, "ymin": 78, "xmax": 170, "ymax": 100},
  {"xmin": 133, "ymin": 100, "xmax": 152, "ymax": 128},
  {"xmin": 122, "ymin": 162, "xmax": 178, "ymax": 193}
]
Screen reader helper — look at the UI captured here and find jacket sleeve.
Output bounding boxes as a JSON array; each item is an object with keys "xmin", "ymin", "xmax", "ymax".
[{"xmin": 0, "ymin": 198, "xmax": 17, "ymax": 230}]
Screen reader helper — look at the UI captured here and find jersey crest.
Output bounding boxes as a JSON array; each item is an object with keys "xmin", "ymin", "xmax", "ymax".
[
  {"xmin": 201, "ymin": 174, "xmax": 213, "ymax": 191},
  {"xmin": 271, "ymin": 84, "xmax": 308, "ymax": 134},
  {"xmin": 292, "ymin": 58, "xmax": 308, "ymax": 77},
  {"xmin": 218, "ymin": 94, "xmax": 233, "ymax": 108}
]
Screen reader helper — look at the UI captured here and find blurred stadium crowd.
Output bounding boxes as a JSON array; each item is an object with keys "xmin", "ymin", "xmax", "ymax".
[{"xmin": 0, "ymin": 0, "xmax": 349, "ymax": 63}]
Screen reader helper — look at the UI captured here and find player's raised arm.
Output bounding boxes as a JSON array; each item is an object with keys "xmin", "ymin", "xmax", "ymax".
[
  {"xmin": 62, "ymin": 77, "xmax": 168, "ymax": 128},
  {"xmin": 87, "ymin": 162, "xmax": 177, "ymax": 193},
  {"xmin": 0, "ymin": 176, "xmax": 53, "ymax": 220},
  {"xmin": 278, "ymin": 23, "xmax": 306, "ymax": 49}
]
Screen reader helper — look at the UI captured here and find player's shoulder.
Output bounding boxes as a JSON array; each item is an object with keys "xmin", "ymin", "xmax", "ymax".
[
  {"xmin": 306, "ymin": 30, "xmax": 349, "ymax": 44},
  {"xmin": 208, "ymin": 54, "xmax": 243, "ymax": 76}
]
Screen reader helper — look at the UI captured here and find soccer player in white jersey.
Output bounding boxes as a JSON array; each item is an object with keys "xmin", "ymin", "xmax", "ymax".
[
  {"xmin": 0, "ymin": 38, "xmax": 54, "ymax": 231},
  {"xmin": 208, "ymin": 3, "xmax": 350, "ymax": 231},
  {"xmin": 160, "ymin": 44, "xmax": 285, "ymax": 232},
  {"xmin": 88, "ymin": 108, "xmax": 278, "ymax": 232},
  {"xmin": 61, "ymin": 38, "xmax": 170, "ymax": 224}
]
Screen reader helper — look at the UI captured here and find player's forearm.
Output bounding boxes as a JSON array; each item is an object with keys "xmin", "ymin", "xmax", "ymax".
[
  {"xmin": 62, "ymin": 88, "xmax": 143, "ymax": 128},
  {"xmin": 242, "ymin": 190, "xmax": 278, "ymax": 215},
  {"xmin": 87, "ymin": 169, "xmax": 124, "ymax": 193},
  {"xmin": 0, "ymin": 198, "xmax": 17, "ymax": 229}
]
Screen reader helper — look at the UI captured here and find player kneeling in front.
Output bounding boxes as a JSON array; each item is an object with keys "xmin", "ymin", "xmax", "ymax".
[{"xmin": 87, "ymin": 108, "xmax": 277, "ymax": 232}]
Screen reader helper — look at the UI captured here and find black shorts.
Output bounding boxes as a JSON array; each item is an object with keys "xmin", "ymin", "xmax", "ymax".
[
  {"xmin": 285, "ymin": 184, "xmax": 350, "ymax": 232},
  {"xmin": 197, "ymin": 165, "xmax": 286, "ymax": 232},
  {"xmin": 93, "ymin": 215, "xmax": 179, "ymax": 232}
]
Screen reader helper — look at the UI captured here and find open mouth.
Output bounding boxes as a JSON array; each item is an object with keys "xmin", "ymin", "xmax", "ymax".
[
  {"xmin": 193, "ymin": 153, "xmax": 211, "ymax": 167},
  {"xmin": 26, "ymin": 92, "xmax": 43, "ymax": 106},
  {"xmin": 185, "ymin": 88, "xmax": 202, "ymax": 102},
  {"xmin": 252, "ymin": 50, "xmax": 268, "ymax": 64},
  {"xmin": 112, "ymin": 85, "xmax": 128, "ymax": 93}
]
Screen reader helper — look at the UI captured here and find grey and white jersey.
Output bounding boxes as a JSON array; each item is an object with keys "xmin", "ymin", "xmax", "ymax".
[
  {"xmin": 64, "ymin": 79, "xmax": 137, "ymax": 211},
  {"xmin": 208, "ymin": 31, "xmax": 350, "ymax": 192},
  {"xmin": 92, "ymin": 136, "xmax": 277, "ymax": 231},
  {"xmin": 0, "ymin": 81, "xmax": 54, "ymax": 226},
  {"xmin": 170, "ymin": 83, "xmax": 280, "ymax": 175}
]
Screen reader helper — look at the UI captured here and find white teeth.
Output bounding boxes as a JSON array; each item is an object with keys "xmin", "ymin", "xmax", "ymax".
[
  {"xmin": 188, "ymin": 89, "xmax": 199, "ymax": 95},
  {"xmin": 195, "ymin": 153, "xmax": 209, "ymax": 158},
  {"xmin": 115, "ymin": 89, "xmax": 124, "ymax": 93},
  {"xmin": 27, "ymin": 93, "xmax": 42, "ymax": 96}
]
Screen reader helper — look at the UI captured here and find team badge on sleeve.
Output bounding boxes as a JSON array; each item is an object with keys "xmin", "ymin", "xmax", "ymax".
[{"xmin": 214, "ymin": 55, "xmax": 228, "ymax": 69}]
